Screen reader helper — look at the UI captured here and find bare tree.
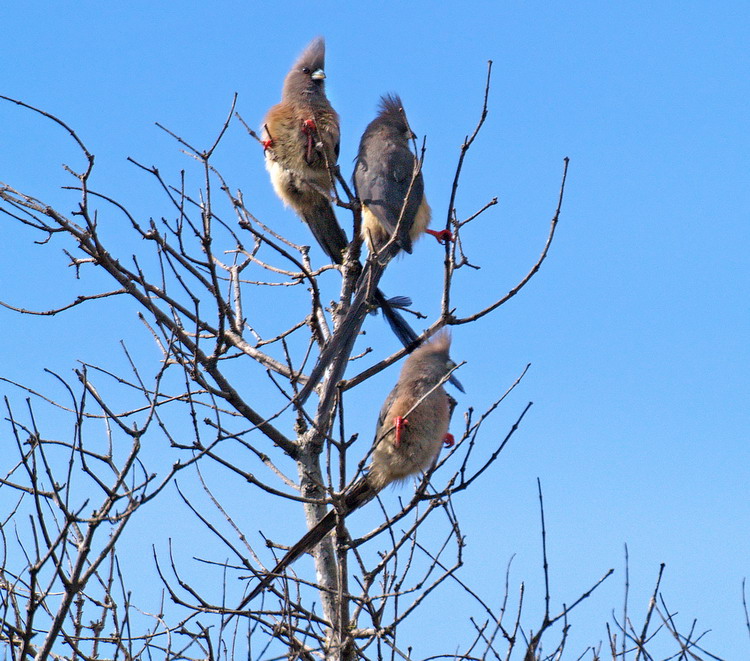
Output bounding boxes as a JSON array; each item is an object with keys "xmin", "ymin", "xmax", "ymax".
[{"xmin": 0, "ymin": 63, "xmax": 722, "ymax": 661}]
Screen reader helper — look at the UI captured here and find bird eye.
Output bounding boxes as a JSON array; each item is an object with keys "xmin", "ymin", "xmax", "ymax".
[{"xmin": 302, "ymin": 66, "xmax": 311, "ymax": 74}]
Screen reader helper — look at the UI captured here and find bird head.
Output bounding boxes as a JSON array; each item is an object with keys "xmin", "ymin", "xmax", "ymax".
[
  {"xmin": 282, "ymin": 37, "xmax": 328, "ymax": 100},
  {"xmin": 372, "ymin": 94, "xmax": 416, "ymax": 141},
  {"xmin": 404, "ymin": 330, "xmax": 463, "ymax": 392}
]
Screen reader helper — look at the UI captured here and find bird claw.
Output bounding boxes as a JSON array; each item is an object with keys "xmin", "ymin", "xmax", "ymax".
[
  {"xmin": 301, "ymin": 118, "xmax": 317, "ymax": 133},
  {"xmin": 442, "ymin": 433, "xmax": 455, "ymax": 448},
  {"xmin": 261, "ymin": 138, "xmax": 274, "ymax": 151},
  {"xmin": 394, "ymin": 416, "xmax": 408, "ymax": 447},
  {"xmin": 425, "ymin": 228, "xmax": 454, "ymax": 245}
]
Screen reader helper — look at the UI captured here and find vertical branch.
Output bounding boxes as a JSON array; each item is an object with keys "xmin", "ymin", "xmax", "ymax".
[
  {"xmin": 537, "ymin": 478, "xmax": 551, "ymax": 624},
  {"xmin": 633, "ymin": 563, "xmax": 665, "ymax": 661},
  {"xmin": 623, "ymin": 543, "xmax": 630, "ymax": 660},
  {"xmin": 441, "ymin": 60, "xmax": 493, "ymax": 319},
  {"xmin": 743, "ymin": 579, "xmax": 750, "ymax": 643}
]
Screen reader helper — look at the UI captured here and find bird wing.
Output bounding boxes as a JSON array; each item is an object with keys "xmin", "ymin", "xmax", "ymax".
[{"xmin": 373, "ymin": 383, "xmax": 401, "ymax": 444}]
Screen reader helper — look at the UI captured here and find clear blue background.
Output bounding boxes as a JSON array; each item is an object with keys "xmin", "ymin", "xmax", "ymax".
[{"xmin": 1, "ymin": 2, "xmax": 748, "ymax": 658}]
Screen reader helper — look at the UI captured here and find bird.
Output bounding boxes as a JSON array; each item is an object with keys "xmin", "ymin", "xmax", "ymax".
[
  {"xmin": 261, "ymin": 41, "xmax": 462, "ymax": 395},
  {"xmin": 354, "ymin": 94, "xmax": 452, "ymax": 256},
  {"xmin": 260, "ymin": 39, "xmax": 412, "ymax": 344},
  {"xmin": 262, "ymin": 36, "xmax": 347, "ymax": 263},
  {"xmin": 241, "ymin": 330, "xmax": 459, "ymax": 605}
]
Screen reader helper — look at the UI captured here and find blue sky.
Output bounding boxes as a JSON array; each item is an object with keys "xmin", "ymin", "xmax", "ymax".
[{"xmin": 1, "ymin": 2, "xmax": 748, "ymax": 658}]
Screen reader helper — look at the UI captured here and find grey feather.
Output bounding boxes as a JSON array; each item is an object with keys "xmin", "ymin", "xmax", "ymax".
[{"xmin": 354, "ymin": 94, "xmax": 427, "ymax": 254}]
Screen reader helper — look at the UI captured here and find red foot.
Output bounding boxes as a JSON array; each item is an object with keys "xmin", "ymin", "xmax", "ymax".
[
  {"xmin": 443, "ymin": 433, "xmax": 455, "ymax": 448},
  {"xmin": 394, "ymin": 416, "xmax": 408, "ymax": 447},
  {"xmin": 425, "ymin": 228, "xmax": 453, "ymax": 245},
  {"xmin": 301, "ymin": 119, "xmax": 317, "ymax": 164},
  {"xmin": 261, "ymin": 138, "xmax": 273, "ymax": 151}
]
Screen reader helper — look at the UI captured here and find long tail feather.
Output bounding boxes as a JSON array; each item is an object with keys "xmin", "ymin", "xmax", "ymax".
[
  {"xmin": 374, "ymin": 290, "xmax": 420, "ymax": 350},
  {"xmin": 295, "ymin": 203, "xmax": 463, "ymax": 399},
  {"xmin": 301, "ymin": 198, "xmax": 349, "ymax": 264},
  {"xmin": 241, "ymin": 477, "xmax": 376, "ymax": 606},
  {"xmin": 373, "ymin": 291, "xmax": 464, "ymax": 392}
]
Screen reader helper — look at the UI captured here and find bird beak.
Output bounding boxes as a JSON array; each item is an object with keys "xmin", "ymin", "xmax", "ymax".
[{"xmin": 311, "ymin": 69, "xmax": 326, "ymax": 80}]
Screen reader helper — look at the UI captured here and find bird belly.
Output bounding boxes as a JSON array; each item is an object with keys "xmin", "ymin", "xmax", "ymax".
[
  {"xmin": 266, "ymin": 158, "xmax": 329, "ymax": 211},
  {"xmin": 410, "ymin": 195, "xmax": 432, "ymax": 243},
  {"xmin": 266, "ymin": 159, "xmax": 296, "ymax": 208},
  {"xmin": 361, "ymin": 204, "xmax": 390, "ymax": 253},
  {"xmin": 371, "ymin": 402, "xmax": 448, "ymax": 484}
]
